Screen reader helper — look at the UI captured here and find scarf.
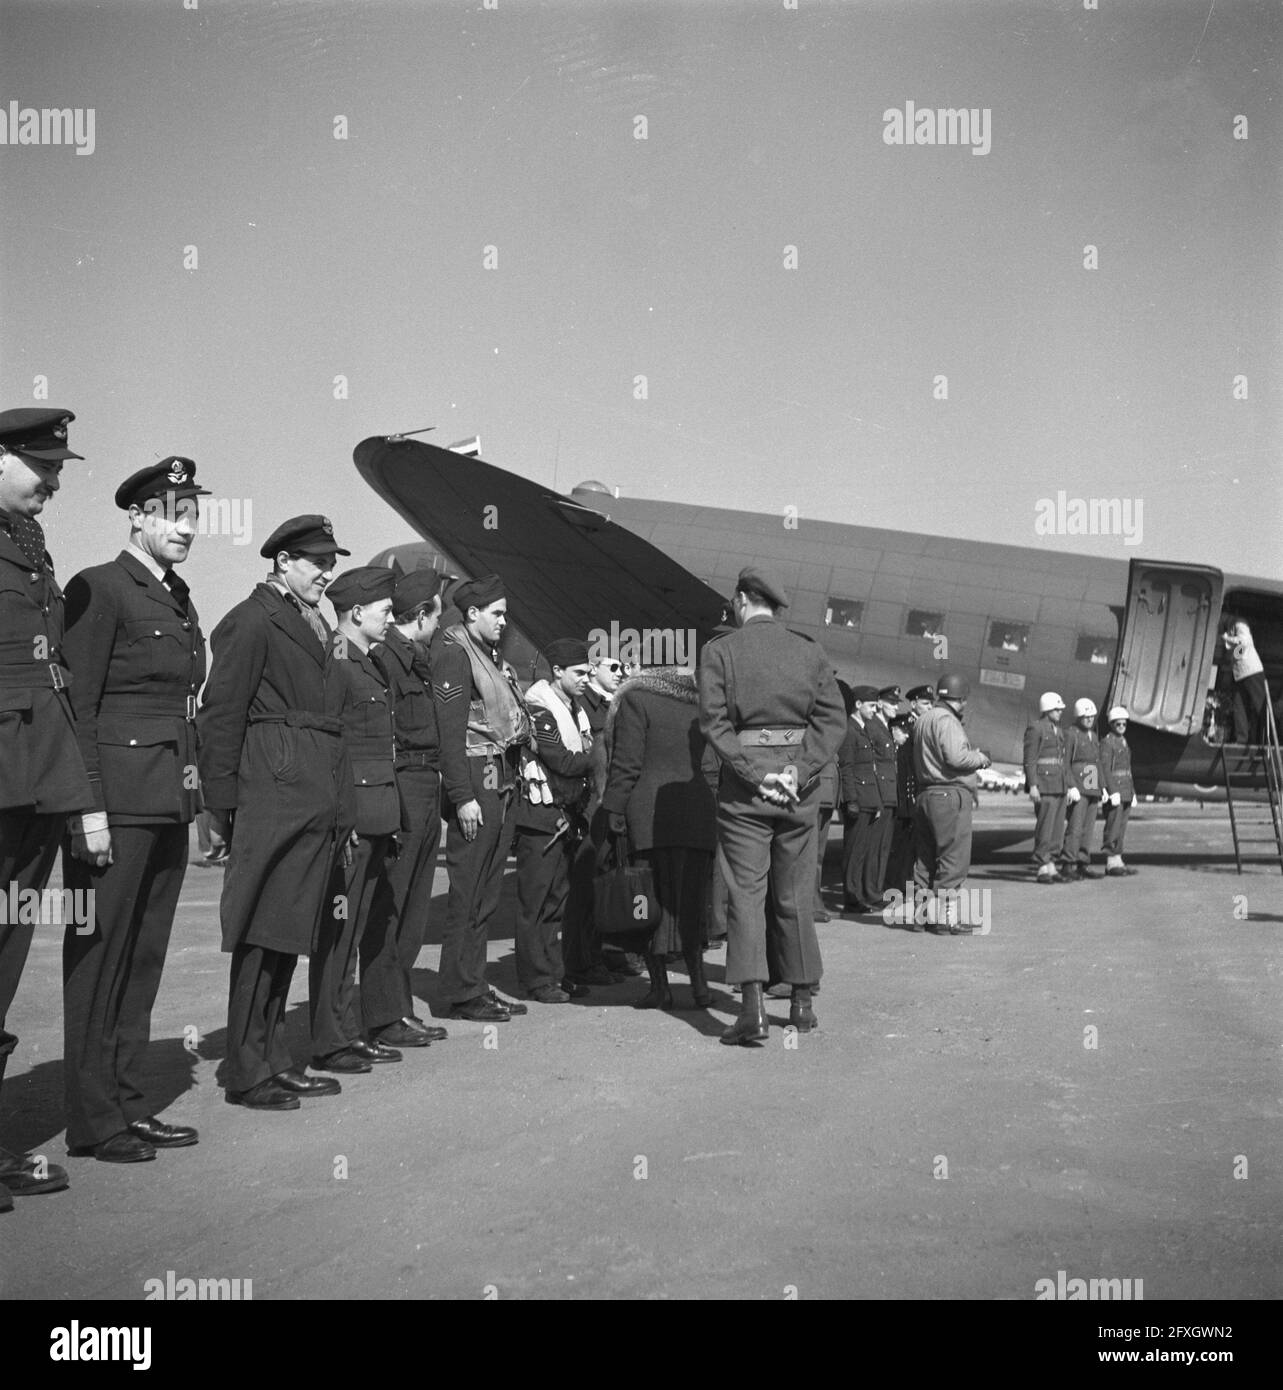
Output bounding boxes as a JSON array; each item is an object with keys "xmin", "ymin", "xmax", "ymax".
[
  {"xmin": 521, "ymin": 678, "xmax": 592, "ymax": 803},
  {"xmin": 442, "ymin": 621, "xmax": 530, "ymax": 751},
  {"xmin": 266, "ymin": 572, "xmax": 330, "ymax": 648}
]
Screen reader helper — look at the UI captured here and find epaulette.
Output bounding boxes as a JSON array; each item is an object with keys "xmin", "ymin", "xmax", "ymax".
[{"xmin": 787, "ymin": 627, "xmax": 816, "ymax": 643}]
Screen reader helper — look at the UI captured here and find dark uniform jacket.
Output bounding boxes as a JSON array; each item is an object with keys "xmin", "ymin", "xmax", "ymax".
[
  {"xmin": 1101, "ymin": 732, "xmax": 1134, "ymax": 801},
  {"xmin": 1023, "ymin": 716, "xmax": 1067, "ymax": 794},
  {"xmin": 697, "ymin": 616, "xmax": 847, "ymax": 792},
  {"xmin": 516, "ymin": 690, "xmax": 594, "ymax": 834},
  {"xmin": 0, "ymin": 514, "xmax": 91, "ymax": 812},
  {"xmin": 431, "ymin": 634, "xmax": 524, "ymax": 808},
  {"xmin": 602, "ymin": 676, "xmax": 716, "ymax": 853},
  {"xmin": 374, "ymin": 628, "xmax": 441, "ymax": 772},
  {"xmin": 893, "ymin": 736, "xmax": 917, "ymax": 817},
  {"xmin": 62, "ymin": 551, "xmax": 204, "ymax": 824},
  {"xmin": 1065, "ymin": 725, "xmax": 1102, "ymax": 798},
  {"xmin": 197, "ymin": 583, "xmax": 355, "ymax": 954},
  {"xmin": 867, "ymin": 714, "xmax": 899, "ymax": 808},
  {"xmin": 328, "ymin": 638, "xmax": 399, "ymax": 838},
  {"xmin": 839, "ymin": 717, "xmax": 881, "ymax": 812}
]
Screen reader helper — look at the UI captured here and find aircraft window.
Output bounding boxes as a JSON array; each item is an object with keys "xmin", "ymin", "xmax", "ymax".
[
  {"xmin": 825, "ymin": 598, "xmax": 864, "ymax": 629},
  {"xmin": 1075, "ymin": 635, "xmax": 1117, "ymax": 665},
  {"xmin": 907, "ymin": 610, "xmax": 946, "ymax": 641},
  {"xmin": 987, "ymin": 621, "xmax": 1029, "ymax": 654}
]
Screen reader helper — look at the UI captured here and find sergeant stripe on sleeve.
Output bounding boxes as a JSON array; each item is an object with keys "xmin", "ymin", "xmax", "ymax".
[{"xmin": 434, "ymin": 681, "xmax": 463, "ymax": 702}]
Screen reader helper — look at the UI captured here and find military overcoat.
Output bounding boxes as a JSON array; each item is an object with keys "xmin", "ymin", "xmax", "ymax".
[{"xmin": 197, "ymin": 583, "xmax": 355, "ymax": 954}]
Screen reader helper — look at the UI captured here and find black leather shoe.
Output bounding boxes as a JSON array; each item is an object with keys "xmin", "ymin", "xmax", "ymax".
[
  {"xmin": 69, "ymin": 1131, "xmax": 156, "ymax": 1163},
  {"xmin": 488, "ymin": 990, "xmax": 527, "ymax": 1015},
  {"xmin": 226, "ymin": 1078, "xmax": 301, "ymax": 1109},
  {"xmin": 632, "ymin": 986, "xmax": 674, "ymax": 1010},
  {"xmin": 274, "ymin": 1067, "xmax": 341, "ymax": 1097},
  {"xmin": 1075, "ymin": 865, "xmax": 1101, "ymax": 880},
  {"xmin": 558, "ymin": 978, "xmax": 591, "ymax": 998},
  {"xmin": 371, "ymin": 1021, "xmax": 430, "ymax": 1048},
  {"xmin": 0, "ymin": 1146, "xmax": 70, "ymax": 1194},
  {"xmin": 405, "ymin": 1014, "xmax": 448, "ymax": 1039},
  {"xmin": 721, "ymin": 982, "xmax": 770, "ymax": 1046},
  {"xmin": 529, "ymin": 985, "xmax": 572, "ymax": 1003},
  {"xmin": 566, "ymin": 965, "xmax": 617, "ymax": 986},
  {"xmin": 310, "ymin": 1049, "xmax": 373, "ymax": 1074},
  {"xmin": 449, "ymin": 995, "xmax": 510, "ymax": 1022},
  {"xmin": 127, "ymin": 1116, "xmax": 198, "ymax": 1148},
  {"xmin": 350, "ymin": 1038, "xmax": 402, "ymax": 1063},
  {"xmin": 0, "ymin": 1185, "xmax": 11, "ymax": 1212},
  {"xmin": 789, "ymin": 987, "xmax": 818, "ymax": 1033},
  {"xmin": 602, "ymin": 950, "xmax": 644, "ymax": 976}
]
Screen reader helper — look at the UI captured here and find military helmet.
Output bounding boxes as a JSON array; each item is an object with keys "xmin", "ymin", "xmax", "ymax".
[
  {"xmin": 1073, "ymin": 697, "xmax": 1098, "ymax": 718},
  {"xmin": 936, "ymin": 672, "xmax": 971, "ymax": 701},
  {"xmin": 1107, "ymin": 705, "xmax": 1129, "ymax": 723},
  {"xmin": 1039, "ymin": 691, "xmax": 1066, "ymax": 713}
]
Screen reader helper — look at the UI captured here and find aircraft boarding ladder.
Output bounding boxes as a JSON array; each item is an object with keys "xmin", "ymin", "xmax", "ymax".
[{"xmin": 1219, "ymin": 680, "xmax": 1283, "ymax": 875}]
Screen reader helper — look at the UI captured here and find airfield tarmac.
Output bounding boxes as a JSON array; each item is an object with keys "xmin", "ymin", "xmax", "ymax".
[{"xmin": 2, "ymin": 798, "xmax": 1280, "ymax": 1302}]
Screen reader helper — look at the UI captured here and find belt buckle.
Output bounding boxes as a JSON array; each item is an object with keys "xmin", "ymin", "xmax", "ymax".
[
  {"xmin": 757, "ymin": 730, "xmax": 771, "ymax": 746},
  {"xmin": 49, "ymin": 663, "xmax": 65, "ymax": 692},
  {"xmin": 186, "ymin": 694, "xmax": 198, "ymax": 721},
  {"xmin": 783, "ymin": 729, "xmax": 798, "ymax": 744}
]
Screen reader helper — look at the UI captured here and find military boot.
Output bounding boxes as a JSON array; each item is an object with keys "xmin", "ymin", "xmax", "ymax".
[
  {"xmin": 789, "ymin": 985, "xmax": 818, "ymax": 1032},
  {"xmin": 720, "ymin": 981, "xmax": 769, "ymax": 1045}
]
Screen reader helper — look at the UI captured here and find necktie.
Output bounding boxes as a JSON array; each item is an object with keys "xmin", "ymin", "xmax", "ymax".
[{"xmin": 162, "ymin": 570, "xmax": 190, "ymax": 615}]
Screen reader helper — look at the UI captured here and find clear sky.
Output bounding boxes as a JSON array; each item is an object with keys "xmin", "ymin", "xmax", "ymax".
[{"xmin": 2, "ymin": 0, "xmax": 1278, "ymax": 629}]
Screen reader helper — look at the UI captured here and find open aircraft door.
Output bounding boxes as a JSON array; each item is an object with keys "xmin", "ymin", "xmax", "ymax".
[{"xmin": 1110, "ymin": 560, "xmax": 1223, "ymax": 735}]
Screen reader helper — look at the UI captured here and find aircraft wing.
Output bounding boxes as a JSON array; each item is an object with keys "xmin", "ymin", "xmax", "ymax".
[{"xmin": 353, "ymin": 435, "xmax": 725, "ymax": 653}]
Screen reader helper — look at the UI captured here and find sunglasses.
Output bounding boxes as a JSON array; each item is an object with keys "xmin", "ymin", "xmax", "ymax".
[{"xmin": 601, "ymin": 661, "xmax": 624, "ymax": 674}]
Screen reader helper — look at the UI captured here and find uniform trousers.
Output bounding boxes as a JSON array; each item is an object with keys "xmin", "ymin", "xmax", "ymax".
[
  {"xmin": 1031, "ymin": 795, "xmax": 1067, "ymax": 866},
  {"xmin": 841, "ymin": 809, "xmax": 880, "ymax": 906},
  {"xmin": 62, "ymin": 823, "xmax": 188, "ymax": 1148},
  {"xmin": 226, "ymin": 944, "xmax": 297, "ymax": 1092},
  {"xmin": 913, "ymin": 786, "xmax": 974, "ymax": 892},
  {"xmin": 439, "ymin": 780, "xmax": 516, "ymax": 1004},
  {"xmin": 310, "ymin": 833, "xmax": 389, "ymax": 1058},
  {"xmin": 1061, "ymin": 796, "xmax": 1100, "ymax": 866},
  {"xmin": 1101, "ymin": 798, "xmax": 1132, "ymax": 856},
  {"xmin": 813, "ymin": 804, "xmax": 834, "ymax": 911},
  {"xmin": 0, "ymin": 811, "xmax": 65, "ymax": 1106},
  {"xmin": 860, "ymin": 810, "xmax": 894, "ymax": 907},
  {"xmin": 885, "ymin": 815, "xmax": 917, "ymax": 897},
  {"xmin": 718, "ymin": 782, "xmax": 822, "ymax": 987},
  {"xmin": 562, "ymin": 808, "xmax": 609, "ymax": 975},
  {"xmin": 360, "ymin": 766, "xmax": 440, "ymax": 1030},
  {"xmin": 514, "ymin": 825, "xmax": 572, "ymax": 992}
]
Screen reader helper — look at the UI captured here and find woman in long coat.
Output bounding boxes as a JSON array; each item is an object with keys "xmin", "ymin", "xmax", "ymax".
[{"xmin": 601, "ymin": 666, "xmax": 717, "ymax": 1008}]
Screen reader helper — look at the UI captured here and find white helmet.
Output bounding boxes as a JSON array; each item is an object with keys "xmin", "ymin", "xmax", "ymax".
[
  {"xmin": 1073, "ymin": 698, "xmax": 1098, "ymax": 718},
  {"xmin": 1039, "ymin": 691, "xmax": 1066, "ymax": 713},
  {"xmin": 1108, "ymin": 705, "xmax": 1129, "ymax": 723}
]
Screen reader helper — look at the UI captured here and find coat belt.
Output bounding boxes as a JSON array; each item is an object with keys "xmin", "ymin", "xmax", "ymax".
[
  {"xmin": 249, "ymin": 710, "xmax": 343, "ymax": 735},
  {"xmin": 737, "ymin": 726, "xmax": 805, "ymax": 746}
]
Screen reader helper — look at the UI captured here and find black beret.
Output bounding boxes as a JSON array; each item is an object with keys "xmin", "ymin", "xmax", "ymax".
[
  {"xmin": 326, "ymin": 566, "xmax": 395, "ymax": 612},
  {"xmin": 0, "ymin": 407, "xmax": 83, "ymax": 460},
  {"xmin": 451, "ymin": 573, "xmax": 505, "ymax": 614},
  {"xmin": 115, "ymin": 456, "xmax": 211, "ymax": 510},
  {"xmin": 544, "ymin": 638, "xmax": 590, "ymax": 670},
  {"xmin": 392, "ymin": 569, "xmax": 442, "ymax": 617},
  {"xmin": 906, "ymin": 685, "xmax": 935, "ymax": 701},
  {"xmin": 259, "ymin": 513, "xmax": 350, "ymax": 560},
  {"xmin": 735, "ymin": 565, "xmax": 789, "ymax": 609},
  {"xmin": 878, "ymin": 685, "xmax": 902, "ymax": 703},
  {"xmin": 851, "ymin": 684, "xmax": 880, "ymax": 702}
]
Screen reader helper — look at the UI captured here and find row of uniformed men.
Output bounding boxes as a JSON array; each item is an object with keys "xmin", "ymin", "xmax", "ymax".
[
  {"xmin": 1023, "ymin": 693, "xmax": 1136, "ymax": 882},
  {"xmin": 0, "ymin": 407, "xmax": 638, "ymax": 1212}
]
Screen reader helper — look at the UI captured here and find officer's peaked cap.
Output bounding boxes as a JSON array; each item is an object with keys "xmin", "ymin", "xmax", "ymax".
[
  {"xmin": 260, "ymin": 514, "xmax": 350, "ymax": 559},
  {"xmin": 0, "ymin": 407, "xmax": 83, "ymax": 461},
  {"xmin": 115, "ymin": 457, "xmax": 210, "ymax": 510}
]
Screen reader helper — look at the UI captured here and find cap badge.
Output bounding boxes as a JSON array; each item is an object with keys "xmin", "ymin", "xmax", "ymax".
[
  {"xmin": 167, "ymin": 459, "xmax": 188, "ymax": 484},
  {"xmin": 53, "ymin": 422, "xmax": 67, "ymax": 439},
  {"xmin": 321, "ymin": 517, "xmax": 334, "ymax": 536}
]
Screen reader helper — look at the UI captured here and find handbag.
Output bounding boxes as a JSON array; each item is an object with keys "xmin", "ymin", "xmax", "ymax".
[{"xmin": 592, "ymin": 828, "xmax": 661, "ymax": 936}]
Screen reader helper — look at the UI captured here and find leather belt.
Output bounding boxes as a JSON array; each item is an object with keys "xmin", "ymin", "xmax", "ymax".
[
  {"xmin": 0, "ymin": 662, "xmax": 70, "ymax": 691},
  {"xmin": 737, "ymin": 726, "xmax": 805, "ymax": 747},
  {"xmin": 249, "ymin": 710, "xmax": 343, "ymax": 735},
  {"xmin": 396, "ymin": 750, "xmax": 438, "ymax": 768},
  {"xmin": 98, "ymin": 693, "xmax": 198, "ymax": 721}
]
